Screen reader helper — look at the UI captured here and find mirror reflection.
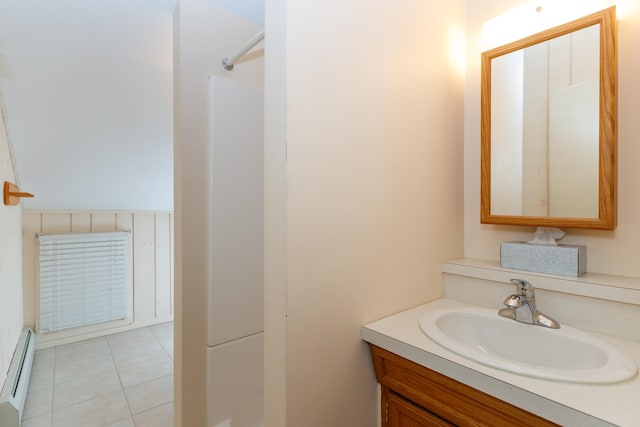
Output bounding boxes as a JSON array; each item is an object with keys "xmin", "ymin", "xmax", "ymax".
[{"xmin": 491, "ymin": 24, "xmax": 600, "ymax": 218}]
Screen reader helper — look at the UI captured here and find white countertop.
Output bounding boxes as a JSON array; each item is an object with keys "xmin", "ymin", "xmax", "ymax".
[{"xmin": 361, "ymin": 298, "xmax": 640, "ymax": 427}]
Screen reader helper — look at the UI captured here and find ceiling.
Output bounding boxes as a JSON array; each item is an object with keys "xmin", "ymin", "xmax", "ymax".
[{"xmin": 209, "ymin": 0, "xmax": 264, "ymax": 25}]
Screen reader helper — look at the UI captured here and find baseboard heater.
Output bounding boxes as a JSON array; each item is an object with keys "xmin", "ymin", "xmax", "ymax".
[{"xmin": 0, "ymin": 328, "xmax": 35, "ymax": 426}]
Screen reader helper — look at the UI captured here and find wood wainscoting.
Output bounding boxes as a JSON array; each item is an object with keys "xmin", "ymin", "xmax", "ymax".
[{"xmin": 22, "ymin": 211, "xmax": 174, "ymax": 348}]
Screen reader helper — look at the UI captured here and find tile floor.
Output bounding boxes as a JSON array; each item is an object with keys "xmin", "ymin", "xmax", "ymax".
[{"xmin": 22, "ymin": 322, "xmax": 174, "ymax": 427}]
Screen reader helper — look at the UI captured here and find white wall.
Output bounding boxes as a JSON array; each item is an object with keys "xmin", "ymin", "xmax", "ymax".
[
  {"xmin": 465, "ymin": 0, "xmax": 640, "ymax": 279},
  {"xmin": 0, "ymin": 98, "xmax": 23, "ymax": 391},
  {"xmin": 263, "ymin": 1, "xmax": 287, "ymax": 424},
  {"xmin": 173, "ymin": 1, "xmax": 264, "ymax": 425},
  {"xmin": 0, "ymin": 0, "xmax": 173, "ymax": 211},
  {"xmin": 265, "ymin": 1, "xmax": 465, "ymax": 425}
]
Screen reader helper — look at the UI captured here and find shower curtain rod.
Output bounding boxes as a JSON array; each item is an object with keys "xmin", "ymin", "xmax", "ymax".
[{"xmin": 221, "ymin": 28, "xmax": 265, "ymax": 71}]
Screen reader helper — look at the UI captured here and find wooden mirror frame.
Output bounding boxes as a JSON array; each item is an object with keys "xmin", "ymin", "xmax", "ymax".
[{"xmin": 481, "ymin": 6, "xmax": 617, "ymax": 230}]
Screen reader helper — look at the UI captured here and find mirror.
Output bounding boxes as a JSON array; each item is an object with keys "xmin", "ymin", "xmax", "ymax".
[{"xmin": 481, "ymin": 6, "xmax": 617, "ymax": 229}]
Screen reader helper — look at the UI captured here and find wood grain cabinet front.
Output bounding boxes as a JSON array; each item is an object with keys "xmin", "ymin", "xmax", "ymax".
[
  {"xmin": 368, "ymin": 344, "xmax": 559, "ymax": 427},
  {"xmin": 384, "ymin": 388, "xmax": 453, "ymax": 427}
]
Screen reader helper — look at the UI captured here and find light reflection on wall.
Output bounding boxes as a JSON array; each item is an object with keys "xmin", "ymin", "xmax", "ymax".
[
  {"xmin": 448, "ymin": 26, "xmax": 466, "ymax": 78},
  {"xmin": 482, "ymin": 0, "xmax": 616, "ymax": 50}
]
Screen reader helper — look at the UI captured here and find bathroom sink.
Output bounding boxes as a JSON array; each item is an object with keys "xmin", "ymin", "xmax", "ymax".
[{"xmin": 419, "ymin": 306, "xmax": 638, "ymax": 384}]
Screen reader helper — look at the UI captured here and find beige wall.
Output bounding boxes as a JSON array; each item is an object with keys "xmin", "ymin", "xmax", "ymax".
[
  {"xmin": 173, "ymin": 1, "xmax": 264, "ymax": 425},
  {"xmin": 22, "ymin": 211, "xmax": 173, "ymax": 348},
  {"xmin": 0, "ymin": 99, "xmax": 23, "ymax": 390},
  {"xmin": 265, "ymin": 1, "xmax": 465, "ymax": 425},
  {"xmin": 464, "ymin": 1, "xmax": 640, "ymax": 279}
]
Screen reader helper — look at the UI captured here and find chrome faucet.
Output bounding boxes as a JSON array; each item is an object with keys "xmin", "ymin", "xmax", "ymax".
[{"xmin": 498, "ymin": 279, "xmax": 560, "ymax": 329}]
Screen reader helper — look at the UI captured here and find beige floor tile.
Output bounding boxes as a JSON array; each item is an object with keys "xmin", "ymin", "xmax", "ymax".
[
  {"xmin": 53, "ymin": 368, "xmax": 122, "ymax": 410},
  {"xmin": 32, "ymin": 348, "xmax": 54, "ymax": 371},
  {"xmin": 55, "ymin": 337, "xmax": 109, "ymax": 362},
  {"xmin": 107, "ymin": 328, "xmax": 158, "ymax": 351},
  {"xmin": 51, "ymin": 390, "xmax": 131, "ymax": 427},
  {"xmin": 133, "ymin": 401, "xmax": 174, "ymax": 427},
  {"xmin": 54, "ymin": 351, "xmax": 116, "ymax": 384},
  {"xmin": 164, "ymin": 344, "xmax": 174, "ymax": 360},
  {"xmin": 116, "ymin": 353, "xmax": 173, "ymax": 388},
  {"xmin": 150, "ymin": 322, "xmax": 173, "ymax": 342},
  {"xmin": 106, "ymin": 416, "xmax": 135, "ymax": 427},
  {"xmin": 22, "ymin": 385, "xmax": 52, "ymax": 419},
  {"xmin": 111, "ymin": 340, "xmax": 167, "ymax": 369},
  {"xmin": 21, "ymin": 411, "xmax": 51, "ymax": 427},
  {"xmin": 25, "ymin": 324, "xmax": 175, "ymax": 427},
  {"xmin": 124, "ymin": 374, "xmax": 173, "ymax": 415},
  {"xmin": 150, "ymin": 322, "xmax": 174, "ymax": 359},
  {"xmin": 28, "ymin": 365, "xmax": 54, "ymax": 392}
]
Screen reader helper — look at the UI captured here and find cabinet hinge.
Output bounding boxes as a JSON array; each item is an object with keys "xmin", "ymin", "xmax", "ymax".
[{"xmin": 385, "ymin": 400, "xmax": 389, "ymax": 423}]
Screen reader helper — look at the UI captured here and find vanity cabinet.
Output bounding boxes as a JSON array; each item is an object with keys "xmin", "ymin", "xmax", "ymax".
[
  {"xmin": 368, "ymin": 344, "xmax": 559, "ymax": 427},
  {"xmin": 385, "ymin": 389, "xmax": 452, "ymax": 426}
]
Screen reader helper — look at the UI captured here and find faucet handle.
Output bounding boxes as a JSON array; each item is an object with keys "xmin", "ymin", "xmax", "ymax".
[
  {"xmin": 509, "ymin": 279, "xmax": 534, "ymax": 297},
  {"xmin": 503, "ymin": 294, "xmax": 523, "ymax": 308}
]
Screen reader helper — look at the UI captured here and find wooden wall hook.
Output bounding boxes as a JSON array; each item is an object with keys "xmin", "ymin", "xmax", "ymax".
[{"xmin": 4, "ymin": 181, "xmax": 34, "ymax": 206}]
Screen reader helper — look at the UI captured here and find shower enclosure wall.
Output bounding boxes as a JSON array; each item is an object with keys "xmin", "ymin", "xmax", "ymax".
[{"xmin": 206, "ymin": 76, "xmax": 264, "ymax": 427}]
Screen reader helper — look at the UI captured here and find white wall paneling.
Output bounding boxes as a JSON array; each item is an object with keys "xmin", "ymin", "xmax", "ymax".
[
  {"xmin": 156, "ymin": 214, "xmax": 173, "ymax": 317},
  {"xmin": 0, "ymin": 95, "xmax": 24, "ymax": 391},
  {"xmin": 22, "ymin": 210, "xmax": 174, "ymax": 348},
  {"xmin": 133, "ymin": 213, "xmax": 157, "ymax": 322}
]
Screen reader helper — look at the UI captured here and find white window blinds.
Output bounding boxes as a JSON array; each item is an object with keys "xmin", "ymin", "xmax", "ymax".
[{"xmin": 37, "ymin": 231, "xmax": 130, "ymax": 333}]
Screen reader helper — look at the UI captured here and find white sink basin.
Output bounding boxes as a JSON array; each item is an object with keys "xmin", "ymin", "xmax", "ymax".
[{"xmin": 419, "ymin": 306, "xmax": 638, "ymax": 384}]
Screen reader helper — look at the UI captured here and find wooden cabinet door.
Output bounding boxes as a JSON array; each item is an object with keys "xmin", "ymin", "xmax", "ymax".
[
  {"xmin": 370, "ymin": 344, "xmax": 558, "ymax": 427},
  {"xmin": 385, "ymin": 389, "xmax": 453, "ymax": 427}
]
